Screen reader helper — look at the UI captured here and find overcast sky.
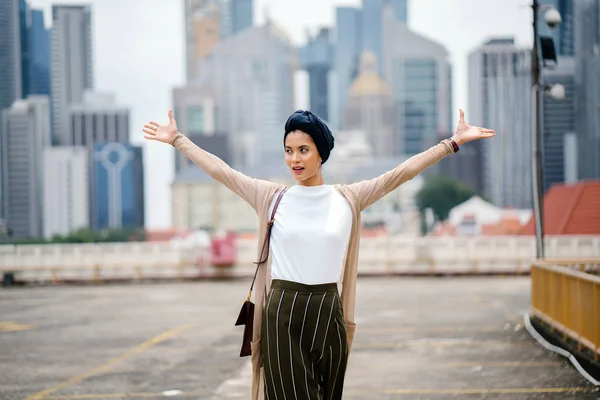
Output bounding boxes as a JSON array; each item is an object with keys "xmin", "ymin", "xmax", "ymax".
[{"xmin": 30, "ymin": 0, "xmax": 533, "ymax": 229}]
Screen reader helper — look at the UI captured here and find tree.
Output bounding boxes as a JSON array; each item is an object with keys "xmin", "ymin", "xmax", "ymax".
[
  {"xmin": 101, "ymin": 227, "xmax": 146, "ymax": 242},
  {"xmin": 416, "ymin": 175, "xmax": 482, "ymax": 229},
  {"xmin": 68, "ymin": 228, "xmax": 97, "ymax": 243},
  {"xmin": 2, "ymin": 227, "xmax": 146, "ymax": 245}
]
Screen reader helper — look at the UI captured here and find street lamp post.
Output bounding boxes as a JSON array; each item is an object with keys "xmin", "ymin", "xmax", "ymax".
[
  {"xmin": 531, "ymin": 0, "xmax": 544, "ymax": 260},
  {"xmin": 531, "ymin": 0, "xmax": 563, "ymax": 260}
]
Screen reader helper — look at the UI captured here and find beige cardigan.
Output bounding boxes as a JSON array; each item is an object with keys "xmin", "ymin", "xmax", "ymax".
[{"xmin": 172, "ymin": 133, "xmax": 454, "ymax": 399}]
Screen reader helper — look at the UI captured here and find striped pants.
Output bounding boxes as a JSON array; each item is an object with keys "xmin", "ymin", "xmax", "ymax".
[{"xmin": 261, "ymin": 279, "xmax": 348, "ymax": 400}]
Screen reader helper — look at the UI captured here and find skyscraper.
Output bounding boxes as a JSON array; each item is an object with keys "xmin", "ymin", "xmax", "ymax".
[
  {"xmin": 574, "ymin": 0, "xmax": 600, "ymax": 180},
  {"xmin": 51, "ymin": 5, "xmax": 93, "ymax": 145},
  {"xmin": 171, "ymin": 84, "xmax": 232, "ymax": 172},
  {"xmin": 184, "ymin": 0, "xmax": 220, "ymax": 82},
  {"xmin": 64, "ymin": 90, "xmax": 131, "ymax": 231},
  {"xmin": 93, "ymin": 142, "xmax": 144, "ymax": 230},
  {"xmin": 362, "ymin": 0, "xmax": 385, "ymax": 75},
  {"xmin": 172, "ymin": 85, "xmax": 217, "ymax": 136},
  {"xmin": 361, "ymin": 0, "xmax": 409, "ymax": 74},
  {"xmin": 19, "ymin": 0, "xmax": 31, "ymax": 97},
  {"xmin": 196, "ymin": 22, "xmax": 295, "ymax": 168},
  {"xmin": 230, "ymin": 0, "xmax": 252, "ymax": 34},
  {"xmin": 1, "ymin": 96, "xmax": 51, "ymax": 238},
  {"xmin": 333, "ymin": 7, "xmax": 362, "ymax": 130},
  {"xmin": 220, "ymin": 0, "xmax": 253, "ymax": 39},
  {"xmin": 29, "ymin": 9, "xmax": 51, "ymax": 96},
  {"xmin": 0, "ymin": 0, "xmax": 22, "ymax": 220},
  {"xmin": 333, "ymin": 1, "xmax": 411, "ymax": 132},
  {"xmin": 298, "ymin": 28, "xmax": 332, "ymax": 122},
  {"xmin": 468, "ymin": 38, "xmax": 532, "ymax": 208},
  {"xmin": 382, "ymin": 13, "xmax": 453, "ymax": 156},
  {"xmin": 1, "ymin": 1, "xmax": 48, "ymax": 102},
  {"xmin": 66, "ymin": 91, "xmax": 130, "ymax": 146},
  {"xmin": 541, "ymin": 56, "xmax": 576, "ymax": 192},
  {"xmin": 0, "ymin": 0, "xmax": 21, "ymax": 109},
  {"xmin": 389, "ymin": 0, "xmax": 408, "ymax": 23}
]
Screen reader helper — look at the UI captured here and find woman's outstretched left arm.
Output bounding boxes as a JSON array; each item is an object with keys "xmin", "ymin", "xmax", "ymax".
[{"xmin": 346, "ymin": 109, "xmax": 495, "ymax": 211}]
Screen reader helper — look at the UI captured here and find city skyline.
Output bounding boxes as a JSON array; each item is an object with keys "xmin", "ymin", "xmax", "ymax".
[{"xmin": 26, "ymin": 0, "xmax": 534, "ymax": 229}]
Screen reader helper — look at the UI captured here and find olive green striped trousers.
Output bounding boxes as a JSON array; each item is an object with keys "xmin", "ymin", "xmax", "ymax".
[{"xmin": 261, "ymin": 279, "xmax": 348, "ymax": 400}]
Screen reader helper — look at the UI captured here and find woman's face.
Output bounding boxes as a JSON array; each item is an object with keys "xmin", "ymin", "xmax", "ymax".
[{"xmin": 284, "ymin": 130, "xmax": 323, "ymax": 186}]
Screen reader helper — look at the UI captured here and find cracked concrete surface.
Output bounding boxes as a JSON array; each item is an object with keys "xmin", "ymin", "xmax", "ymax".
[{"xmin": 1, "ymin": 277, "xmax": 598, "ymax": 399}]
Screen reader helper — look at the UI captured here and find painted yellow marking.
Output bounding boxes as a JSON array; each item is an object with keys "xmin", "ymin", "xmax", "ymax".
[
  {"xmin": 360, "ymin": 326, "xmax": 503, "ymax": 334},
  {"xmin": 88, "ymin": 361, "xmax": 239, "ymax": 376},
  {"xmin": 46, "ymin": 395, "xmax": 160, "ymax": 399},
  {"xmin": 353, "ymin": 339, "xmax": 534, "ymax": 349},
  {"xmin": 448, "ymin": 361, "xmax": 561, "ymax": 368},
  {"xmin": 0, "ymin": 321, "xmax": 35, "ymax": 332},
  {"xmin": 384, "ymin": 387, "xmax": 597, "ymax": 395},
  {"xmin": 354, "ymin": 360, "xmax": 562, "ymax": 369},
  {"xmin": 24, "ymin": 324, "xmax": 191, "ymax": 400},
  {"xmin": 45, "ymin": 393, "xmax": 207, "ymax": 399}
]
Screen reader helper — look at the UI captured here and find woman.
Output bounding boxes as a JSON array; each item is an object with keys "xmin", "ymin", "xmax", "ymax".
[{"xmin": 142, "ymin": 109, "xmax": 494, "ymax": 400}]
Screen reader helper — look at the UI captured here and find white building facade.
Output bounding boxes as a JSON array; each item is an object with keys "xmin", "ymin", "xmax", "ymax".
[{"xmin": 43, "ymin": 147, "xmax": 89, "ymax": 238}]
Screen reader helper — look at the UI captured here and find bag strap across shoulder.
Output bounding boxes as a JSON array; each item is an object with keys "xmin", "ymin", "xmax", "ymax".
[{"xmin": 246, "ymin": 187, "xmax": 288, "ymax": 301}]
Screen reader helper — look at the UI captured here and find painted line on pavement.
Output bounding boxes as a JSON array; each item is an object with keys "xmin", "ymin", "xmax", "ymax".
[
  {"xmin": 349, "ymin": 360, "xmax": 563, "ymax": 369},
  {"xmin": 353, "ymin": 339, "xmax": 535, "ymax": 349},
  {"xmin": 360, "ymin": 326, "xmax": 505, "ymax": 334},
  {"xmin": 24, "ymin": 324, "xmax": 192, "ymax": 400},
  {"xmin": 45, "ymin": 393, "xmax": 207, "ymax": 399},
  {"xmin": 447, "ymin": 361, "xmax": 562, "ymax": 368},
  {"xmin": 383, "ymin": 387, "xmax": 598, "ymax": 395},
  {"xmin": 0, "ymin": 321, "xmax": 36, "ymax": 332}
]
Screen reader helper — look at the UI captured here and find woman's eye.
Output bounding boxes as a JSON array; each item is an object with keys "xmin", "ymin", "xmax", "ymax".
[{"xmin": 301, "ymin": 148, "xmax": 307, "ymax": 153}]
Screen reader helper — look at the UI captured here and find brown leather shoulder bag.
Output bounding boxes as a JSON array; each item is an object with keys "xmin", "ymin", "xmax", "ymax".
[{"xmin": 235, "ymin": 187, "xmax": 288, "ymax": 357}]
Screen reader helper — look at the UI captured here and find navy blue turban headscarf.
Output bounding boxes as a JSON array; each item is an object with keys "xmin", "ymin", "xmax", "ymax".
[{"xmin": 284, "ymin": 110, "xmax": 335, "ymax": 164}]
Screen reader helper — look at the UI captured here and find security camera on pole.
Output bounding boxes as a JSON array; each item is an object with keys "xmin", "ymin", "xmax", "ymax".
[
  {"xmin": 544, "ymin": 7, "xmax": 562, "ymax": 28},
  {"xmin": 531, "ymin": 0, "xmax": 564, "ymax": 260}
]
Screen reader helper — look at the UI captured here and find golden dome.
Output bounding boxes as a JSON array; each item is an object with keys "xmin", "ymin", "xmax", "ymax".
[{"xmin": 349, "ymin": 51, "xmax": 391, "ymax": 97}]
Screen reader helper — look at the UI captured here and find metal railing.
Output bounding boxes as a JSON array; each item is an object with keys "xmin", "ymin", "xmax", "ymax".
[
  {"xmin": 541, "ymin": 259, "xmax": 600, "ymax": 275},
  {"xmin": 531, "ymin": 260, "xmax": 600, "ymax": 360}
]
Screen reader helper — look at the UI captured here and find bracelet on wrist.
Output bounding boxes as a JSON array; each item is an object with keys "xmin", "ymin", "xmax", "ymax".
[
  {"xmin": 447, "ymin": 138, "xmax": 460, "ymax": 153},
  {"xmin": 170, "ymin": 132, "xmax": 183, "ymax": 147}
]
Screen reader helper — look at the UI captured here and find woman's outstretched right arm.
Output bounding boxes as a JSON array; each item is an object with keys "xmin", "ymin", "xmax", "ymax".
[{"xmin": 143, "ymin": 110, "xmax": 278, "ymax": 211}]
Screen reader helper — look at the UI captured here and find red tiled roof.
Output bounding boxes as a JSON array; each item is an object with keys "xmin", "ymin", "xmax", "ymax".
[{"xmin": 520, "ymin": 180, "xmax": 600, "ymax": 235}]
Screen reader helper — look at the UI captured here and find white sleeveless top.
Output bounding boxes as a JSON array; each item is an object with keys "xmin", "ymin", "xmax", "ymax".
[{"xmin": 267, "ymin": 185, "xmax": 353, "ymax": 285}]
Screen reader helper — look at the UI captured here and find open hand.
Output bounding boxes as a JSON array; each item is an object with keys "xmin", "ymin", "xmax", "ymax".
[
  {"xmin": 143, "ymin": 109, "xmax": 179, "ymax": 144},
  {"xmin": 452, "ymin": 109, "xmax": 495, "ymax": 146}
]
